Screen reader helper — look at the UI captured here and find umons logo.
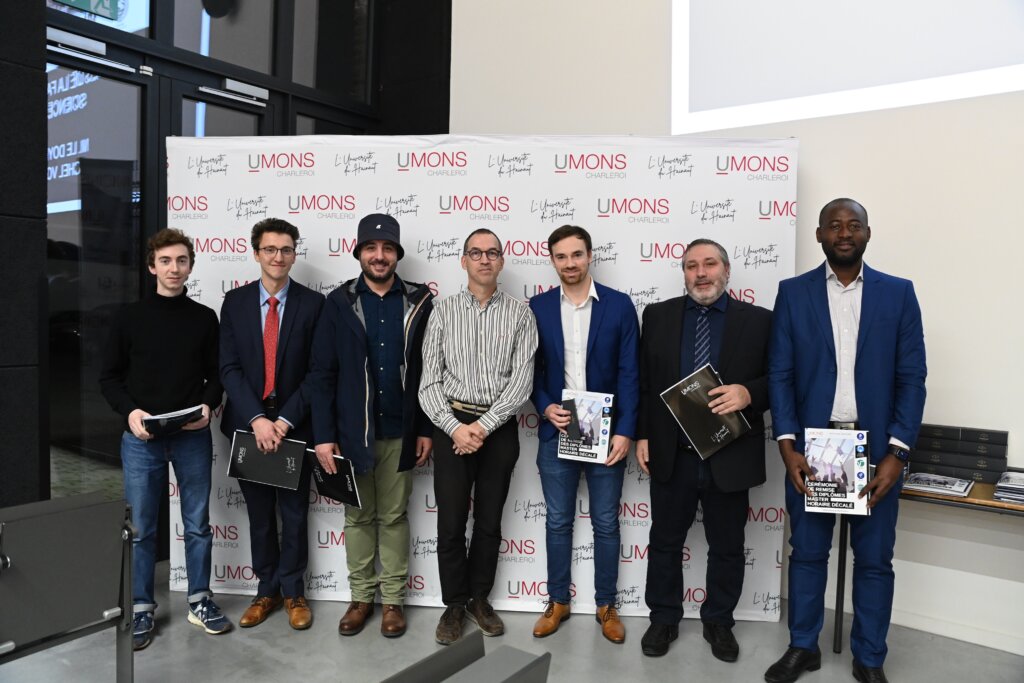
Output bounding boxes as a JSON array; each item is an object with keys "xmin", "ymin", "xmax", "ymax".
[
  {"xmin": 167, "ymin": 195, "xmax": 208, "ymax": 213},
  {"xmin": 758, "ymin": 200, "xmax": 797, "ymax": 221},
  {"xmin": 308, "ymin": 490, "xmax": 344, "ymax": 508},
  {"xmin": 503, "ymin": 239, "xmax": 549, "ymax": 267},
  {"xmin": 438, "ymin": 194, "xmax": 510, "ymax": 216},
  {"xmin": 521, "ymin": 284, "xmax": 557, "ymax": 300},
  {"xmin": 396, "ymin": 151, "xmax": 467, "ymax": 176},
  {"xmin": 327, "ymin": 237, "xmax": 359, "ymax": 257},
  {"xmin": 715, "ymin": 155, "xmax": 790, "ymax": 180},
  {"xmin": 517, "ymin": 411, "xmax": 542, "ymax": 435},
  {"xmin": 639, "ymin": 241, "xmax": 688, "ymax": 264},
  {"xmin": 212, "ymin": 524, "xmax": 240, "ymax": 541},
  {"xmin": 287, "ymin": 194, "xmax": 356, "ymax": 216},
  {"xmin": 194, "ymin": 236, "xmax": 248, "ymax": 254},
  {"xmin": 506, "ymin": 580, "xmax": 576, "ymax": 600},
  {"xmin": 406, "ymin": 575, "xmax": 426, "ymax": 591},
  {"xmin": 221, "ymin": 279, "xmax": 254, "ymax": 296},
  {"xmin": 728, "ymin": 288, "xmax": 757, "ymax": 304},
  {"xmin": 500, "ymin": 538, "xmax": 536, "ymax": 555},
  {"xmin": 619, "ymin": 543, "xmax": 650, "ymax": 563},
  {"xmin": 619, "ymin": 501, "xmax": 650, "ymax": 519},
  {"xmin": 553, "ymin": 153, "xmax": 627, "ymax": 176},
  {"xmin": 316, "ymin": 530, "xmax": 346, "ymax": 549},
  {"xmin": 748, "ymin": 506, "xmax": 786, "ymax": 524},
  {"xmin": 247, "ymin": 152, "xmax": 316, "ymax": 176},
  {"xmin": 596, "ymin": 197, "xmax": 670, "ymax": 218},
  {"xmin": 213, "ymin": 563, "xmax": 257, "ymax": 583},
  {"xmin": 682, "ymin": 586, "xmax": 707, "ymax": 604},
  {"xmin": 168, "ymin": 481, "xmax": 179, "ymax": 498}
]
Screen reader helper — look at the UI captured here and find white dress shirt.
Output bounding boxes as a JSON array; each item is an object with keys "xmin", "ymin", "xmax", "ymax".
[{"xmin": 560, "ymin": 278, "xmax": 599, "ymax": 392}]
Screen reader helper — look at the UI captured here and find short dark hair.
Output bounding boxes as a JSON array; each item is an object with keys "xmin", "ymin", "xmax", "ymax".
[
  {"xmin": 251, "ymin": 218, "xmax": 300, "ymax": 250},
  {"xmin": 463, "ymin": 228, "xmax": 501, "ymax": 253},
  {"xmin": 547, "ymin": 224, "xmax": 592, "ymax": 253},
  {"xmin": 684, "ymin": 238, "xmax": 729, "ymax": 267},
  {"xmin": 147, "ymin": 228, "xmax": 195, "ymax": 268},
  {"xmin": 818, "ymin": 198, "xmax": 868, "ymax": 227}
]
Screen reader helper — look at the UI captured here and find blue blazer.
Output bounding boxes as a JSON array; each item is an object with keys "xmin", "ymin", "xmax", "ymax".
[
  {"xmin": 529, "ymin": 281, "xmax": 640, "ymax": 443},
  {"xmin": 219, "ymin": 279, "xmax": 325, "ymax": 445},
  {"xmin": 768, "ymin": 263, "xmax": 927, "ymax": 461}
]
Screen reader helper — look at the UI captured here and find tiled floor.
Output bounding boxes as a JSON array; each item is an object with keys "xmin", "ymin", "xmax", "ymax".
[{"xmin": 50, "ymin": 445, "xmax": 123, "ymax": 500}]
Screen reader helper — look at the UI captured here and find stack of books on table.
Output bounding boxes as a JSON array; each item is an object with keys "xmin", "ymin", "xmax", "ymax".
[
  {"xmin": 910, "ymin": 424, "xmax": 1009, "ymax": 485},
  {"xmin": 993, "ymin": 471, "xmax": 1024, "ymax": 504},
  {"xmin": 903, "ymin": 472, "xmax": 974, "ymax": 498}
]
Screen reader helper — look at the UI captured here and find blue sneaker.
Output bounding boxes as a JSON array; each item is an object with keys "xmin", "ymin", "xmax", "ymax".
[
  {"xmin": 133, "ymin": 611, "xmax": 154, "ymax": 650},
  {"xmin": 188, "ymin": 597, "xmax": 234, "ymax": 635}
]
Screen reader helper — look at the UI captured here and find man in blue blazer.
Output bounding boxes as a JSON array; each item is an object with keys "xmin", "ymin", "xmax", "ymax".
[
  {"xmin": 220, "ymin": 218, "xmax": 325, "ymax": 631},
  {"xmin": 528, "ymin": 225, "xmax": 639, "ymax": 644},
  {"xmin": 766, "ymin": 199, "xmax": 926, "ymax": 683}
]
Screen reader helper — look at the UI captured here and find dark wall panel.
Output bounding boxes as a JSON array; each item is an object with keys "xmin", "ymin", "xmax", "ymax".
[
  {"xmin": 0, "ymin": 2, "xmax": 45, "ymax": 70},
  {"xmin": 0, "ymin": 62, "xmax": 46, "ymax": 219},
  {"xmin": 0, "ymin": 366, "xmax": 42, "ymax": 507},
  {"xmin": 0, "ymin": 217, "xmax": 44, "ymax": 367}
]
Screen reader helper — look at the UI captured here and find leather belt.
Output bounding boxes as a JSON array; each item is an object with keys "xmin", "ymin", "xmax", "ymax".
[
  {"xmin": 829, "ymin": 421, "xmax": 858, "ymax": 430},
  {"xmin": 449, "ymin": 400, "xmax": 489, "ymax": 417}
]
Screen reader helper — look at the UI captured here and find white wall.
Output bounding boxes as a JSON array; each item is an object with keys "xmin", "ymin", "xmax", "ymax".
[{"xmin": 451, "ymin": 0, "xmax": 1024, "ymax": 656}]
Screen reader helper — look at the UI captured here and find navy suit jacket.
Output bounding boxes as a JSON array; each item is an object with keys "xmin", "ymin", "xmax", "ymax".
[
  {"xmin": 219, "ymin": 279, "xmax": 325, "ymax": 445},
  {"xmin": 768, "ymin": 262, "xmax": 927, "ymax": 462},
  {"xmin": 529, "ymin": 281, "xmax": 640, "ymax": 443}
]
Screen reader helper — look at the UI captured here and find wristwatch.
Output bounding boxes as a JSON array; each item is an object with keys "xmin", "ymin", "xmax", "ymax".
[{"xmin": 887, "ymin": 445, "xmax": 911, "ymax": 463}]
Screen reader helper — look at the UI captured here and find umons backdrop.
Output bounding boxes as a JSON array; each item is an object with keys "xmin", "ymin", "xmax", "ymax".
[{"xmin": 164, "ymin": 134, "xmax": 798, "ymax": 620}]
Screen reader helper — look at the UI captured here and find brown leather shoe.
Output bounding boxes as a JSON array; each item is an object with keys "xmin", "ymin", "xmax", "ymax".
[
  {"xmin": 466, "ymin": 597, "xmax": 504, "ymax": 636},
  {"xmin": 596, "ymin": 604, "xmax": 625, "ymax": 643},
  {"xmin": 239, "ymin": 596, "xmax": 282, "ymax": 628},
  {"xmin": 381, "ymin": 604, "xmax": 407, "ymax": 638},
  {"xmin": 338, "ymin": 601, "xmax": 374, "ymax": 636},
  {"xmin": 435, "ymin": 605, "xmax": 465, "ymax": 645},
  {"xmin": 285, "ymin": 596, "xmax": 313, "ymax": 630},
  {"xmin": 532, "ymin": 601, "xmax": 571, "ymax": 638}
]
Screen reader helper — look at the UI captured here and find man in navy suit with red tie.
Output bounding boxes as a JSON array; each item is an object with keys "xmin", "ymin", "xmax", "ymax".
[
  {"xmin": 220, "ymin": 218, "xmax": 325, "ymax": 631},
  {"xmin": 766, "ymin": 198, "xmax": 926, "ymax": 683}
]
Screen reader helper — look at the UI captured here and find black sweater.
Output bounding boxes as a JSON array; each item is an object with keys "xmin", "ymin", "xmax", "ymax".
[{"xmin": 99, "ymin": 290, "xmax": 223, "ymax": 421}]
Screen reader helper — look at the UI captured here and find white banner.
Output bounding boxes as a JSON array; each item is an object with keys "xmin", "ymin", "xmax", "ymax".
[{"xmin": 165, "ymin": 134, "xmax": 797, "ymax": 621}]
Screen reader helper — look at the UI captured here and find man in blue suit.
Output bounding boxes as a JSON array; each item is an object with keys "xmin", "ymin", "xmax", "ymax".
[
  {"xmin": 528, "ymin": 225, "xmax": 639, "ymax": 644},
  {"xmin": 766, "ymin": 198, "xmax": 927, "ymax": 683},
  {"xmin": 220, "ymin": 218, "xmax": 325, "ymax": 631}
]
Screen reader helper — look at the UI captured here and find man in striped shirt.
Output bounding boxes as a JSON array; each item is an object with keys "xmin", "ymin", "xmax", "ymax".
[{"xmin": 419, "ymin": 228, "xmax": 539, "ymax": 646}]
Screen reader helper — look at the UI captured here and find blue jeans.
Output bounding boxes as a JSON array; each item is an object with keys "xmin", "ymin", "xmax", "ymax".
[
  {"xmin": 121, "ymin": 429, "xmax": 214, "ymax": 613},
  {"xmin": 536, "ymin": 437, "xmax": 625, "ymax": 606}
]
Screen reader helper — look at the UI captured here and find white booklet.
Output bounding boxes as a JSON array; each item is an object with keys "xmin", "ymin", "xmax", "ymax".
[
  {"xmin": 556, "ymin": 389, "xmax": 614, "ymax": 464},
  {"xmin": 803, "ymin": 428, "xmax": 871, "ymax": 516},
  {"xmin": 903, "ymin": 472, "xmax": 974, "ymax": 498},
  {"xmin": 142, "ymin": 404, "xmax": 204, "ymax": 437}
]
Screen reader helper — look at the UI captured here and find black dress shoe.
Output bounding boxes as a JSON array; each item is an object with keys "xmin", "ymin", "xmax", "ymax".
[
  {"xmin": 764, "ymin": 646, "xmax": 822, "ymax": 683},
  {"xmin": 640, "ymin": 622, "xmax": 678, "ymax": 657},
  {"xmin": 702, "ymin": 622, "xmax": 739, "ymax": 662},
  {"xmin": 852, "ymin": 660, "xmax": 889, "ymax": 683}
]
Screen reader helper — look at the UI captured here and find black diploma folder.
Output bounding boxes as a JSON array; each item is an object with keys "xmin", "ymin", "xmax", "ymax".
[
  {"xmin": 659, "ymin": 363, "xmax": 751, "ymax": 459},
  {"xmin": 307, "ymin": 452, "xmax": 362, "ymax": 508},
  {"xmin": 227, "ymin": 430, "xmax": 305, "ymax": 490}
]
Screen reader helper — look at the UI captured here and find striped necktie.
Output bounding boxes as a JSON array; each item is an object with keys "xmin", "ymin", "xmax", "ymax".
[{"xmin": 694, "ymin": 305, "xmax": 710, "ymax": 368}]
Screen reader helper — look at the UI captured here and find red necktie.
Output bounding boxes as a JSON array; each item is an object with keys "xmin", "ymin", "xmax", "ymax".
[{"xmin": 263, "ymin": 296, "xmax": 279, "ymax": 399}]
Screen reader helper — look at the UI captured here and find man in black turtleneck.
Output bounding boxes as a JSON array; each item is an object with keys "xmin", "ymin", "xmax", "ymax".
[{"xmin": 100, "ymin": 228, "xmax": 231, "ymax": 651}]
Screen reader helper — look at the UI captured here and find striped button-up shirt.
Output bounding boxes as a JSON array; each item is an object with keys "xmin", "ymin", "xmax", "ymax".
[{"xmin": 419, "ymin": 288, "xmax": 539, "ymax": 436}]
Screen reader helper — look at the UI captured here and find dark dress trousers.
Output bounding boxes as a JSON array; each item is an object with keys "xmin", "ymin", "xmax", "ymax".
[
  {"xmin": 220, "ymin": 279, "xmax": 325, "ymax": 598},
  {"xmin": 638, "ymin": 295, "xmax": 772, "ymax": 626}
]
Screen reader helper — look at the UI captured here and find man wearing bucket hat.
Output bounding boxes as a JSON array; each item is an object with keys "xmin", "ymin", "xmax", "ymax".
[{"xmin": 310, "ymin": 213, "xmax": 435, "ymax": 638}]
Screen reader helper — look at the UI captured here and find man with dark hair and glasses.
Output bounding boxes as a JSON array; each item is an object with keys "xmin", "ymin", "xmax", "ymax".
[
  {"xmin": 311, "ymin": 213, "xmax": 434, "ymax": 639},
  {"xmin": 219, "ymin": 217, "xmax": 324, "ymax": 631},
  {"xmin": 419, "ymin": 228, "xmax": 538, "ymax": 645},
  {"xmin": 100, "ymin": 228, "xmax": 229, "ymax": 650}
]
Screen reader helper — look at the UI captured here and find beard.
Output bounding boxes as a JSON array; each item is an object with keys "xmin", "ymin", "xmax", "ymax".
[
  {"xmin": 687, "ymin": 277, "xmax": 727, "ymax": 306},
  {"xmin": 362, "ymin": 259, "xmax": 397, "ymax": 284},
  {"xmin": 823, "ymin": 241, "xmax": 866, "ymax": 267}
]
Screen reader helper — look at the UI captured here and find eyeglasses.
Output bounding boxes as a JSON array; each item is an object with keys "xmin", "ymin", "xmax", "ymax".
[
  {"xmin": 464, "ymin": 248, "xmax": 503, "ymax": 261},
  {"xmin": 256, "ymin": 246, "xmax": 296, "ymax": 257}
]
